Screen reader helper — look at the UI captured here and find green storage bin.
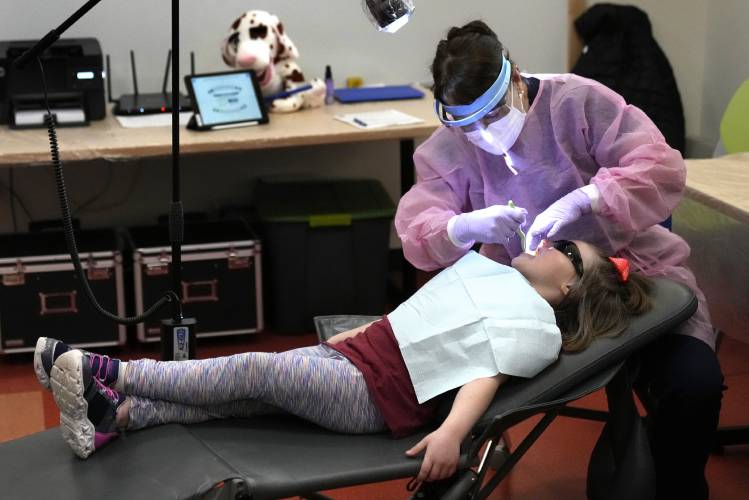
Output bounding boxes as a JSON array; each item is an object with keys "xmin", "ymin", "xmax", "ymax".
[{"xmin": 255, "ymin": 178, "xmax": 395, "ymax": 332}]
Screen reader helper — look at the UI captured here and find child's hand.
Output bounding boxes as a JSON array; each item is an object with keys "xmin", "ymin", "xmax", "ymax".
[{"xmin": 405, "ymin": 428, "xmax": 461, "ymax": 483}]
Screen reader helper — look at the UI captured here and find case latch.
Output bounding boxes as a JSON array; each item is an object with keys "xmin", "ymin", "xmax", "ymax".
[
  {"xmin": 86, "ymin": 254, "xmax": 111, "ymax": 281},
  {"xmin": 2, "ymin": 260, "xmax": 26, "ymax": 286},
  {"xmin": 227, "ymin": 247, "xmax": 250, "ymax": 270},
  {"xmin": 145, "ymin": 251, "xmax": 170, "ymax": 276}
]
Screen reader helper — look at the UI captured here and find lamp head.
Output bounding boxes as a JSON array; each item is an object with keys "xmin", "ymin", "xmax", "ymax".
[{"xmin": 362, "ymin": 0, "xmax": 415, "ymax": 33}]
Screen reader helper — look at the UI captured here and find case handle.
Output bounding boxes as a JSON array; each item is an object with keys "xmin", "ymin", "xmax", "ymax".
[
  {"xmin": 39, "ymin": 291, "xmax": 78, "ymax": 316},
  {"xmin": 181, "ymin": 279, "xmax": 219, "ymax": 304}
]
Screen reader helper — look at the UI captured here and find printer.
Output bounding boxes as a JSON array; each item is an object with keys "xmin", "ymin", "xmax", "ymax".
[{"xmin": 0, "ymin": 38, "xmax": 105, "ymax": 128}]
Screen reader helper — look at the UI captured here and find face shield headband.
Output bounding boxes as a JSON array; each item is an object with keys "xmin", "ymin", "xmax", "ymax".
[{"xmin": 434, "ymin": 55, "xmax": 511, "ymax": 128}]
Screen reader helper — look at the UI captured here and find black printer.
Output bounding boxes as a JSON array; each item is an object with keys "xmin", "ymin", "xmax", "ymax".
[{"xmin": 0, "ymin": 38, "xmax": 105, "ymax": 128}]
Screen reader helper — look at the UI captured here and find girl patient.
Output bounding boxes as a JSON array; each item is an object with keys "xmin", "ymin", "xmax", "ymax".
[{"xmin": 35, "ymin": 239, "xmax": 651, "ymax": 482}]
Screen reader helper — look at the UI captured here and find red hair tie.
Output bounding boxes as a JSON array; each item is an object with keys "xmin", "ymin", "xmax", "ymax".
[{"xmin": 608, "ymin": 257, "xmax": 630, "ymax": 283}]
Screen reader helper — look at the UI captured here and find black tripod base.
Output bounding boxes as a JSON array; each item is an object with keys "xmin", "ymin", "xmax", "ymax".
[{"xmin": 160, "ymin": 317, "xmax": 197, "ymax": 361}]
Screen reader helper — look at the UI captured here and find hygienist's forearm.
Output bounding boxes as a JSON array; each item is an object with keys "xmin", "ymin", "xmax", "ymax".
[
  {"xmin": 326, "ymin": 321, "xmax": 376, "ymax": 344},
  {"xmin": 438, "ymin": 374, "xmax": 507, "ymax": 440}
]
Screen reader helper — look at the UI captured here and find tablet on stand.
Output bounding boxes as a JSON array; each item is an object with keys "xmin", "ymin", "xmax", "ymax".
[{"xmin": 184, "ymin": 70, "xmax": 269, "ymax": 131}]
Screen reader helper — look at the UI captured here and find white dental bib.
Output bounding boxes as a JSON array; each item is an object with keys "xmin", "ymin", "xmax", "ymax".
[{"xmin": 388, "ymin": 251, "xmax": 561, "ymax": 403}]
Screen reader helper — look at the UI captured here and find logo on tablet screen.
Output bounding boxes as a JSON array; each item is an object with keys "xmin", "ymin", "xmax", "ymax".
[{"xmin": 209, "ymin": 85, "xmax": 248, "ymax": 113}]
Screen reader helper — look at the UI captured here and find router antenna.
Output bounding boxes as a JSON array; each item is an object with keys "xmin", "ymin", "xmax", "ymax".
[
  {"xmin": 105, "ymin": 54, "xmax": 115, "ymax": 103},
  {"xmin": 162, "ymin": 49, "xmax": 172, "ymax": 95},
  {"xmin": 129, "ymin": 50, "xmax": 139, "ymax": 96},
  {"xmin": 190, "ymin": 51, "xmax": 195, "ymax": 75}
]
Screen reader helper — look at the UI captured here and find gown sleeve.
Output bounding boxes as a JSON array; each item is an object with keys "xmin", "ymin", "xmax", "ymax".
[
  {"xmin": 565, "ymin": 82, "xmax": 686, "ymax": 232},
  {"xmin": 394, "ymin": 128, "xmax": 474, "ymax": 271}
]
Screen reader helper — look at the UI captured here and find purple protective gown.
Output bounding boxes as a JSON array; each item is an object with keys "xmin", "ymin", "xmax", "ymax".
[{"xmin": 395, "ymin": 74, "xmax": 714, "ymax": 349}]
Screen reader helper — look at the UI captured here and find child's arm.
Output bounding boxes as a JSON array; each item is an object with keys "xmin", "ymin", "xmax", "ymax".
[
  {"xmin": 405, "ymin": 373, "xmax": 509, "ymax": 483},
  {"xmin": 325, "ymin": 321, "xmax": 376, "ymax": 344}
]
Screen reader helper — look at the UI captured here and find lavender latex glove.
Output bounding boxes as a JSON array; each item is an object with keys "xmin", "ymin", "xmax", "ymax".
[
  {"xmin": 527, "ymin": 188, "xmax": 593, "ymax": 251},
  {"xmin": 449, "ymin": 205, "xmax": 528, "ymax": 246}
]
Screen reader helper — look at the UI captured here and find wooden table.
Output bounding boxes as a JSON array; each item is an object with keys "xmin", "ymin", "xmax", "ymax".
[
  {"xmin": 0, "ymin": 98, "xmax": 440, "ymax": 168},
  {"xmin": 684, "ymin": 153, "xmax": 749, "ymax": 225}
]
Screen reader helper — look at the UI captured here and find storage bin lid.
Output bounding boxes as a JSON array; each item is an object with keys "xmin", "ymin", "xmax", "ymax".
[
  {"xmin": 255, "ymin": 179, "xmax": 395, "ymax": 224},
  {"xmin": 127, "ymin": 220, "xmax": 255, "ymax": 250}
]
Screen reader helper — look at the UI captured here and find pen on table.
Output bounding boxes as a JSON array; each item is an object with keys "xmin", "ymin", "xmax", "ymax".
[
  {"xmin": 353, "ymin": 118, "xmax": 368, "ymax": 127},
  {"xmin": 264, "ymin": 84, "xmax": 313, "ymax": 102}
]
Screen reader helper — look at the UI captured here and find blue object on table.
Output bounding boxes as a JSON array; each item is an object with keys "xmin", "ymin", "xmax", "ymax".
[
  {"xmin": 264, "ymin": 84, "xmax": 313, "ymax": 102},
  {"xmin": 334, "ymin": 85, "xmax": 424, "ymax": 103}
]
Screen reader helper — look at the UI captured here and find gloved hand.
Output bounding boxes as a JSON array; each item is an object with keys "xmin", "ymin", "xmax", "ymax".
[
  {"xmin": 450, "ymin": 205, "xmax": 527, "ymax": 245},
  {"xmin": 527, "ymin": 188, "xmax": 593, "ymax": 251}
]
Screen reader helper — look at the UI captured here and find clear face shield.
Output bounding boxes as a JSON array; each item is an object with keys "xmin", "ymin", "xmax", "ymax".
[
  {"xmin": 435, "ymin": 56, "xmax": 527, "ymax": 157},
  {"xmin": 362, "ymin": 0, "xmax": 415, "ymax": 33}
]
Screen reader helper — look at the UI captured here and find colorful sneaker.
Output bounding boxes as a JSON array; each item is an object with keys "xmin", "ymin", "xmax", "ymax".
[
  {"xmin": 51, "ymin": 349, "xmax": 126, "ymax": 459},
  {"xmin": 34, "ymin": 337, "xmax": 120, "ymax": 391}
]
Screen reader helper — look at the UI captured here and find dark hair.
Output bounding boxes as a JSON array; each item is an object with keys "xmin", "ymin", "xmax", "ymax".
[
  {"xmin": 553, "ymin": 246, "xmax": 654, "ymax": 352},
  {"xmin": 431, "ymin": 20, "xmax": 509, "ymax": 105}
]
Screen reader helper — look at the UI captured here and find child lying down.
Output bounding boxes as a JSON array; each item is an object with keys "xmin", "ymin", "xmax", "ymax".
[{"xmin": 35, "ymin": 239, "xmax": 651, "ymax": 483}]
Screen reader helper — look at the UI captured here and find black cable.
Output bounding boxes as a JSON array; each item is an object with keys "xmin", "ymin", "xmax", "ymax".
[
  {"xmin": 8, "ymin": 168, "xmax": 18, "ymax": 232},
  {"xmin": 72, "ymin": 161, "xmax": 114, "ymax": 215},
  {"xmin": 0, "ymin": 178, "xmax": 33, "ymax": 223},
  {"xmin": 37, "ymin": 57, "xmax": 182, "ymax": 325},
  {"xmin": 73, "ymin": 161, "xmax": 143, "ymax": 214}
]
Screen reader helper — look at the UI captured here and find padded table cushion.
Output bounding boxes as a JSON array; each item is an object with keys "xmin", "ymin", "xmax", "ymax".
[{"xmin": 0, "ymin": 278, "xmax": 696, "ymax": 500}]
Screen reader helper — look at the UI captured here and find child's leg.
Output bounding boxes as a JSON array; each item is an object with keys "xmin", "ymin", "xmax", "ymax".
[
  {"xmin": 124, "ymin": 344, "xmax": 386, "ymax": 433},
  {"xmin": 125, "ymin": 396, "xmax": 284, "ymax": 430}
]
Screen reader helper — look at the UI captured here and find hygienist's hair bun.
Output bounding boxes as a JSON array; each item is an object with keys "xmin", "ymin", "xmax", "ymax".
[
  {"xmin": 446, "ymin": 20, "xmax": 497, "ymax": 41},
  {"xmin": 431, "ymin": 20, "xmax": 512, "ymax": 106}
]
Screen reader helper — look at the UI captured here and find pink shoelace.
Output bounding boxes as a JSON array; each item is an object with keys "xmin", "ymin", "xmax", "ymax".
[
  {"xmin": 94, "ymin": 378, "xmax": 119, "ymax": 402},
  {"xmin": 88, "ymin": 353, "xmax": 112, "ymax": 382}
]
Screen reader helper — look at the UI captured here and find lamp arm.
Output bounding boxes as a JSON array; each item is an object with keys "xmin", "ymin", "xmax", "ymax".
[{"xmin": 13, "ymin": 0, "xmax": 103, "ymax": 69}]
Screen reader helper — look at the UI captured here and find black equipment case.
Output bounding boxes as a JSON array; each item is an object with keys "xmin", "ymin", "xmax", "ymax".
[
  {"xmin": 128, "ymin": 220, "xmax": 263, "ymax": 342},
  {"xmin": 0, "ymin": 229, "xmax": 126, "ymax": 353}
]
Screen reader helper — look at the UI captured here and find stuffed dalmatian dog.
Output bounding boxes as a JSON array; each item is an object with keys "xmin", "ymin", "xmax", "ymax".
[{"xmin": 221, "ymin": 10, "xmax": 326, "ymax": 113}]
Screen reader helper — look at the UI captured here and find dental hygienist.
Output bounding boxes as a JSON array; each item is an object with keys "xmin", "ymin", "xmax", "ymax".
[{"xmin": 395, "ymin": 21, "xmax": 722, "ymax": 499}]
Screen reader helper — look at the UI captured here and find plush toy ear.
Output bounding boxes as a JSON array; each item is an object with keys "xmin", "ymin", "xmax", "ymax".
[
  {"xmin": 220, "ymin": 31, "xmax": 240, "ymax": 67},
  {"xmin": 271, "ymin": 16, "xmax": 299, "ymax": 63}
]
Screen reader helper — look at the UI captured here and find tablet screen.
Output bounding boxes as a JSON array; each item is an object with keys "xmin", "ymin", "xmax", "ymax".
[{"xmin": 189, "ymin": 72, "xmax": 265, "ymax": 126}]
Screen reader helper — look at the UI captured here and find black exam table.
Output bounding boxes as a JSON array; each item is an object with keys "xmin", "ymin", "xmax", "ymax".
[{"xmin": 0, "ymin": 278, "xmax": 697, "ymax": 500}]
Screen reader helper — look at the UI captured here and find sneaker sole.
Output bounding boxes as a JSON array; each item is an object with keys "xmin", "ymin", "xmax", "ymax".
[
  {"xmin": 51, "ymin": 350, "xmax": 95, "ymax": 459},
  {"xmin": 33, "ymin": 337, "xmax": 52, "ymax": 391}
]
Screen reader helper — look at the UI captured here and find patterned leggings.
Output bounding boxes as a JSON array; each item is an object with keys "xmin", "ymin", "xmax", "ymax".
[{"xmin": 123, "ymin": 344, "xmax": 387, "ymax": 434}]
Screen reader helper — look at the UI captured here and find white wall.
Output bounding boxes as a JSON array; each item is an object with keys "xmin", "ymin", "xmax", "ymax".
[
  {"xmin": 0, "ymin": 1, "xmax": 567, "ymax": 98},
  {"xmin": 0, "ymin": 0, "xmax": 568, "ymax": 236},
  {"xmin": 701, "ymin": 0, "xmax": 749, "ymax": 147}
]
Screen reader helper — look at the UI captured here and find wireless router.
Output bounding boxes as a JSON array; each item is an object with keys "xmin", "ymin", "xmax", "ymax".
[{"xmin": 109, "ymin": 50, "xmax": 194, "ymax": 115}]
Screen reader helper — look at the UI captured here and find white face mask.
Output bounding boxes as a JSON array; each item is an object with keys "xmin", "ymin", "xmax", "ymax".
[{"xmin": 464, "ymin": 84, "xmax": 527, "ymax": 155}]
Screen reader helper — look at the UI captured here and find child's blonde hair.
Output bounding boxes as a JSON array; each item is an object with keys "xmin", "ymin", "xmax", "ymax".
[{"xmin": 553, "ymin": 246, "xmax": 653, "ymax": 352}]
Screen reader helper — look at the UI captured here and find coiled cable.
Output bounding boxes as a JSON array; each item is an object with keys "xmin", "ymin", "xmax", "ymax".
[{"xmin": 38, "ymin": 57, "xmax": 181, "ymax": 325}]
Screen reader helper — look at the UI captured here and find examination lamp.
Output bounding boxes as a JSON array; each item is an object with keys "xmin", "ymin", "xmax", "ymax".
[
  {"xmin": 15, "ymin": 0, "xmax": 412, "ymax": 360},
  {"xmin": 362, "ymin": 0, "xmax": 415, "ymax": 33}
]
